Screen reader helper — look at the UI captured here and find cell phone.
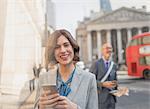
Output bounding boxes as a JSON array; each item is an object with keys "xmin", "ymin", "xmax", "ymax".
[{"xmin": 42, "ymin": 84, "xmax": 58, "ymax": 94}]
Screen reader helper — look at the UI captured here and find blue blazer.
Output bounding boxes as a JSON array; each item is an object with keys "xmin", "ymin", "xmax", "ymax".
[{"xmin": 34, "ymin": 66, "xmax": 98, "ymax": 109}]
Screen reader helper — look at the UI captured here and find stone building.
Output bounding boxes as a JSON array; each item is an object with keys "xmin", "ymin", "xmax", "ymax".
[
  {"xmin": 76, "ymin": 7, "xmax": 150, "ymax": 66},
  {"xmin": 0, "ymin": 0, "xmax": 45, "ymax": 95}
]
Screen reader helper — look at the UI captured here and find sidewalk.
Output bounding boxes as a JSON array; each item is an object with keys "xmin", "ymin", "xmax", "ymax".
[
  {"xmin": 0, "ymin": 70, "xmax": 138, "ymax": 109},
  {"xmin": 117, "ymin": 70, "xmax": 128, "ymax": 75},
  {"xmin": 0, "ymin": 92, "xmax": 35, "ymax": 109},
  {"xmin": 117, "ymin": 70, "xmax": 138, "ymax": 79},
  {"xmin": 0, "ymin": 93, "xmax": 19, "ymax": 109}
]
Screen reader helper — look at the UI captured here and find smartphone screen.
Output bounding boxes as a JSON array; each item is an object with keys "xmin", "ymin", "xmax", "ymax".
[{"xmin": 42, "ymin": 84, "xmax": 58, "ymax": 94}]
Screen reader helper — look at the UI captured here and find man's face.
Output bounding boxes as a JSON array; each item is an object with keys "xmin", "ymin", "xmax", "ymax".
[{"xmin": 102, "ymin": 44, "xmax": 112, "ymax": 60}]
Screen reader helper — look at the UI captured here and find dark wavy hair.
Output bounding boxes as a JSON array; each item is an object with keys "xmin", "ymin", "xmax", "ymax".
[{"xmin": 45, "ymin": 29, "xmax": 80, "ymax": 67}]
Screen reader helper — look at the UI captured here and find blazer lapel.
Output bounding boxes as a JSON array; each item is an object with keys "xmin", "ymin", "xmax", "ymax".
[
  {"xmin": 67, "ymin": 67, "xmax": 82, "ymax": 100},
  {"xmin": 99, "ymin": 59, "xmax": 106, "ymax": 79}
]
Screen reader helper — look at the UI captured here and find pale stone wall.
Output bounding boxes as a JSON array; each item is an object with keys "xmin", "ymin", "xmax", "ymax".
[
  {"xmin": 0, "ymin": 0, "xmax": 7, "ymax": 93},
  {"xmin": 0, "ymin": 0, "xmax": 44, "ymax": 95}
]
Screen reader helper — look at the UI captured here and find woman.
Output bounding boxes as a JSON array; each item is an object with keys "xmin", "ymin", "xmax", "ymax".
[{"xmin": 34, "ymin": 29, "xmax": 98, "ymax": 109}]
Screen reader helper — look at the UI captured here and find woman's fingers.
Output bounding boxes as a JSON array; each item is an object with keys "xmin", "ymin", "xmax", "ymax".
[
  {"xmin": 39, "ymin": 93, "xmax": 60, "ymax": 105},
  {"xmin": 54, "ymin": 96, "xmax": 69, "ymax": 109},
  {"xmin": 58, "ymin": 96, "xmax": 66, "ymax": 101},
  {"xmin": 40, "ymin": 93, "xmax": 59, "ymax": 100},
  {"xmin": 53, "ymin": 96, "xmax": 77, "ymax": 109},
  {"xmin": 39, "ymin": 102, "xmax": 58, "ymax": 109},
  {"xmin": 57, "ymin": 99, "xmax": 67, "ymax": 105},
  {"xmin": 39, "ymin": 96, "xmax": 59, "ymax": 105},
  {"xmin": 54, "ymin": 104, "xmax": 68, "ymax": 109},
  {"xmin": 48, "ymin": 93, "xmax": 59, "ymax": 99}
]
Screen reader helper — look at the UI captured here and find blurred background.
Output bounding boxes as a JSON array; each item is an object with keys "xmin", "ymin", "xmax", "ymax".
[{"xmin": 0, "ymin": 0, "xmax": 149, "ymax": 109}]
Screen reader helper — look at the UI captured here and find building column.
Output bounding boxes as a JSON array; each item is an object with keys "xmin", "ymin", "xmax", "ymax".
[
  {"xmin": 97, "ymin": 31, "xmax": 102, "ymax": 58},
  {"xmin": 138, "ymin": 28, "xmax": 142, "ymax": 34},
  {"xmin": 77, "ymin": 36, "xmax": 82, "ymax": 59},
  {"xmin": 0, "ymin": 0, "xmax": 7, "ymax": 94},
  {"xmin": 107, "ymin": 30, "xmax": 111, "ymax": 44},
  {"xmin": 87, "ymin": 31, "xmax": 92, "ymax": 62},
  {"xmin": 117, "ymin": 29, "xmax": 123, "ymax": 63},
  {"xmin": 127, "ymin": 28, "xmax": 132, "ymax": 42}
]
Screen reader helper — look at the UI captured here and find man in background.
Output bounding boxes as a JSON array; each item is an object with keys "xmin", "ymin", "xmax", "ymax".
[{"xmin": 90, "ymin": 43, "xmax": 118, "ymax": 109}]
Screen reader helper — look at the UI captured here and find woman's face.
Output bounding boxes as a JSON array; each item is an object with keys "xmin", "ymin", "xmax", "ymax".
[{"xmin": 54, "ymin": 35, "xmax": 74, "ymax": 65}]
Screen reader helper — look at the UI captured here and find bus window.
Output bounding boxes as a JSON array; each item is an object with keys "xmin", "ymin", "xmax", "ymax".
[
  {"xmin": 129, "ymin": 36, "xmax": 150, "ymax": 46},
  {"xmin": 129, "ymin": 38, "xmax": 139, "ymax": 46},
  {"xmin": 140, "ymin": 56, "xmax": 150, "ymax": 66},
  {"xmin": 139, "ymin": 45, "xmax": 150, "ymax": 54},
  {"xmin": 141, "ymin": 36, "xmax": 150, "ymax": 44}
]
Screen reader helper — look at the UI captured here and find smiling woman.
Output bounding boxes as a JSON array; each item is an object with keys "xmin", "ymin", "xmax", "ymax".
[
  {"xmin": 45, "ymin": 29, "xmax": 80, "ymax": 66},
  {"xmin": 34, "ymin": 29, "xmax": 98, "ymax": 109}
]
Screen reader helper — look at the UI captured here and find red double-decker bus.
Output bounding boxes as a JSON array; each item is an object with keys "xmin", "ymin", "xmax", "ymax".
[{"xmin": 126, "ymin": 32, "xmax": 150, "ymax": 79}]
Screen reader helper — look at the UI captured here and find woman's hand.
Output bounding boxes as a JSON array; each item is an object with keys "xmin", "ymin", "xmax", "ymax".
[
  {"xmin": 54, "ymin": 96, "xmax": 77, "ymax": 109},
  {"xmin": 39, "ymin": 90, "xmax": 60, "ymax": 109}
]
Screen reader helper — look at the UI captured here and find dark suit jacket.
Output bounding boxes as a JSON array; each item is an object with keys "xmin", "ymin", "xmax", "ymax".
[{"xmin": 90, "ymin": 58, "xmax": 117, "ymax": 104}]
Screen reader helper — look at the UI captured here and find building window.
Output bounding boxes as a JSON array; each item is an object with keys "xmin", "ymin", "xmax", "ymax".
[
  {"xmin": 141, "ymin": 36, "xmax": 150, "ymax": 44},
  {"xmin": 131, "ymin": 28, "xmax": 138, "ymax": 36},
  {"xmin": 129, "ymin": 39, "xmax": 139, "ymax": 46},
  {"xmin": 142, "ymin": 27, "xmax": 149, "ymax": 33},
  {"xmin": 139, "ymin": 56, "xmax": 150, "ymax": 66},
  {"xmin": 129, "ymin": 36, "xmax": 150, "ymax": 46}
]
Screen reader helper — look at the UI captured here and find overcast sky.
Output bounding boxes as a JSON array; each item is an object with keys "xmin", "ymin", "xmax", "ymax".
[{"xmin": 52, "ymin": 0, "xmax": 150, "ymax": 36}]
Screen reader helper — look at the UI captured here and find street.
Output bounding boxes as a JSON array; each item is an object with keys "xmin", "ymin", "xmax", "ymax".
[
  {"xmin": 116, "ymin": 76, "xmax": 150, "ymax": 109},
  {"xmin": 0, "ymin": 71, "xmax": 150, "ymax": 109}
]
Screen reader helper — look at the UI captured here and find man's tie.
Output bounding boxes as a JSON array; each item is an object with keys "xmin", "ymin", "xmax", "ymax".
[{"xmin": 105, "ymin": 62, "xmax": 109, "ymax": 71}]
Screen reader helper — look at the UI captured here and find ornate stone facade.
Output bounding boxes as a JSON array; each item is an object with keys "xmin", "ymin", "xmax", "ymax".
[{"xmin": 76, "ymin": 7, "xmax": 150, "ymax": 66}]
